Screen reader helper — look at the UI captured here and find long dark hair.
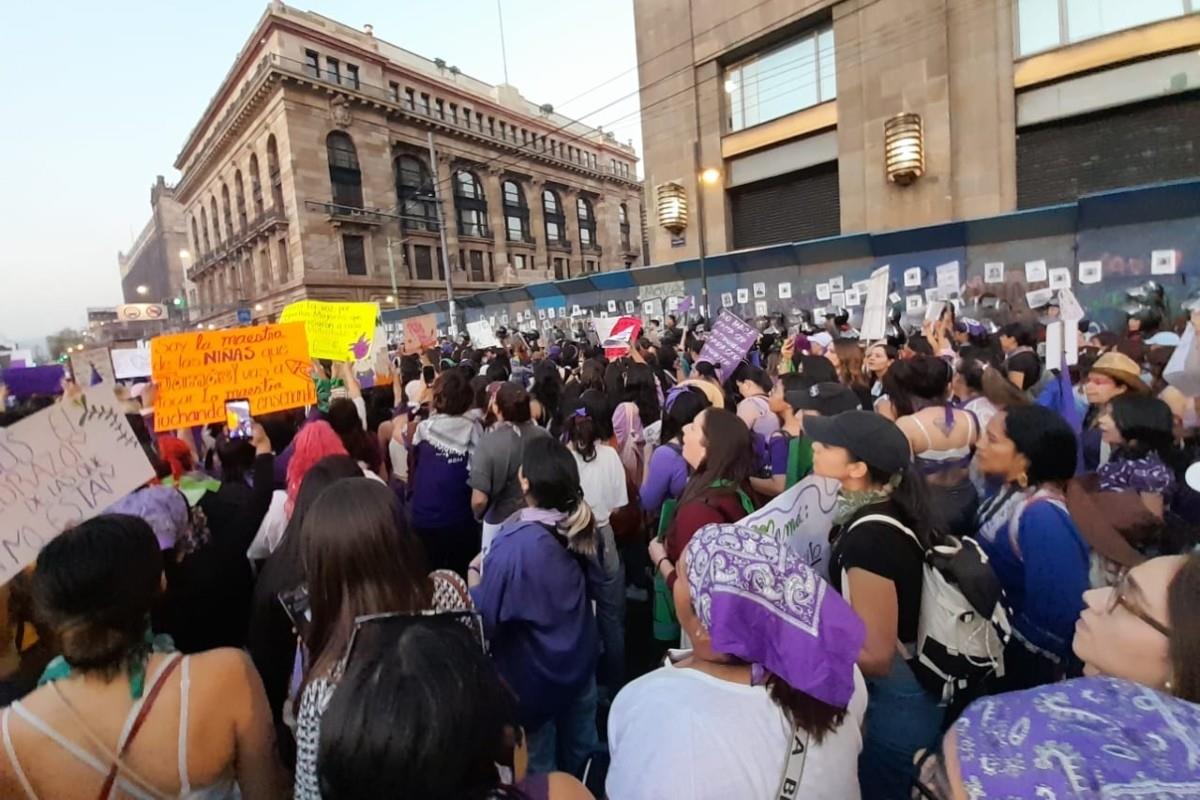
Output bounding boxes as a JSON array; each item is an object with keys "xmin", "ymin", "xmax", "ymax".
[
  {"xmin": 622, "ymin": 362, "xmax": 662, "ymax": 427},
  {"xmin": 1167, "ymin": 552, "xmax": 1200, "ymax": 702},
  {"xmin": 768, "ymin": 678, "xmax": 848, "ymax": 745},
  {"xmin": 677, "ymin": 408, "xmax": 756, "ymax": 508},
  {"xmin": 33, "ymin": 514, "xmax": 163, "ymax": 678},
  {"xmin": 521, "ymin": 436, "xmax": 595, "ymax": 555},
  {"xmin": 303, "ymin": 479, "xmax": 431, "ymax": 684},
  {"xmin": 317, "ymin": 619, "xmax": 525, "ymax": 800},
  {"xmin": 862, "ymin": 461, "xmax": 942, "ymax": 550},
  {"xmin": 660, "ymin": 385, "xmax": 710, "ymax": 444},
  {"xmin": 1004, "ymin": 404, "xmax": 1078, "ymax": 489},
  {"xmin": 327, "ymin": 398, "xmax": 381, "ymax": 474},
  {"xmin": 1109, "ymin": 394, "xmax": 1175, "ymax": 462},
  {"xmin": 564, "ymin": 394, "xmax": 606, "ymax": 463},
  {"xmin": 883, "ymin": 354, "xmax": 952, "ymax": 416},
  {"xmin": 531, "ymin": 360, "xmax": 564, "ymax": 435}
]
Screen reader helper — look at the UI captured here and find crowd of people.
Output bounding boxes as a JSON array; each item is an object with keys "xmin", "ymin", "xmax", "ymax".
[{"xmin": 0, "ymin": 282, "xmax": 1198, "ymax": 799}]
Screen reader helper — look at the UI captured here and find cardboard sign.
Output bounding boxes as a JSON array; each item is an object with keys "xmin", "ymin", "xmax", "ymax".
[
  {"xmin": 860, "ymin": 265, "xmax": 891, "ymax": 341},
  {"xmin": 697, "ymin": 310, "xmax": 758, "ymax": 382},
  {"xmin": 280, "ymin": 300, "xmax": 379, "ymax": 362},
  {"xmin": 466, "ymin": 319, "xmax": 500, "ymax": 348},
  {"xmin": 0, "ymin": 385, "xmax": 156, "ymax": 584},
  {"xmin": 111, "ymin": 348, "xmax": 152, "ymax": 379},
  {"xmin": 69, "ymin": 347, "xmax": 115, "ymax": 386},
  {"xmin": 151, "ymin": 322, "xmax": 316, "ymax": 429},
  {"xmin": 401, "ymin": 314, "xmax": 439, "ymax": 355},
  {"xmin": 740, "ymin": 475, "xmax": 840, "ymax": 581}
]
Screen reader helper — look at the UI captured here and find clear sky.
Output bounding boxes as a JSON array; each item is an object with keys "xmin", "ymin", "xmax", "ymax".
[{"xmin": 0, "ymin": 0, "xmax": 644, "ymax": 346}]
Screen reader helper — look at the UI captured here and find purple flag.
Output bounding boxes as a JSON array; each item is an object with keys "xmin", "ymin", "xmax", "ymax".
[
  {"xmin": 677, "ymin": 296, "xmax": 694, "ymax": 314},
  {"xmin": 1, "ymin": 365, "xmax": 65, "ymax": 399}
]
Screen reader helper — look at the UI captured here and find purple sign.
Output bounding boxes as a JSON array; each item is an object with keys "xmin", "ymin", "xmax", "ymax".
[
  {"xmin": 697, "ymin": 310, "xmax": 759, "ymax": 383},
  {"xmin": 1, "ymin": 365, "xmax": 65, "ymax": 399}
]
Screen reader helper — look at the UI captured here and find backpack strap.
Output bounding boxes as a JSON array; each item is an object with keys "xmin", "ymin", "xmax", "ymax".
[
  {"xmin": 1006, "ymin": 494, "xmax": 1070, "ymax": 562},
  {"xmin": 848, "ymin": 513, "xmax": 924, "ymax": 554}
]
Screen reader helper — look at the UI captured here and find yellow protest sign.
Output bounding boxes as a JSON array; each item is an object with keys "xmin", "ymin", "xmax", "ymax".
[
  {"xmin": 150, "ymin": 323, "xmax": 316, "ymax": 429},
  {"xmin": 280, "ymin": 300, "xmax": 379, "ymax": 361}
]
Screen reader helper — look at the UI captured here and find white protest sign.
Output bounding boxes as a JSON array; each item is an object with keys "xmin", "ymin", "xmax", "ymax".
[
  {"xmin": 0, "ymin": 386, "xmax": 156, "ymax": 584},
  {"xmin": 740, "ymin": 475, "xmax": 840, "ymax": 581},
  {"xmin": 860, "ymin": 265, "xmax": 891, "ymax": 341},
  {"xmin": 906, "ymin": 295, "xmax": 924, "ymax": 315},
  {"xmin": 111, "ymin": 348, "xmax": 152, "ymax": 379},
  {"xmin": 69, "ymin": 346, "xmax": 115, "ymax": 386},
  {"xmin": 466, "ymin": 319, "xmax": 500, "ymax": 348},
  {"xmin": 844, "ymin": 289, "xmax": 861, "ymax": 307},
  {"xmin": 936, "ymin": 261, "xmax": 960, "ymax": 290},
  {"xmin": 1025, "ymin": 260, "xmax": 1048, "ymax": 283},
  {"xmin": 1164, "ymin": 325, "xmax": 1200, "ymax": 396},
  {"xmin": 1058, "ymin": 288, "xmax": 1084, "ymax": 323},
  {"xmin": 607, "ymin": 300, "xmax": 617, "ymax": 313},
  {"xmin": 1045, "ymin": 321, "xmax": 1079, "ymax": 371}
]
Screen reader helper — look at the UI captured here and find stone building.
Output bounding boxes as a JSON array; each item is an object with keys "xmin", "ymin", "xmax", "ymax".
[
  {"xmin": 635, "ymin": 0, "xmax": 1200, "ymax": 264},
  {"xmin": 118, "ymin": 176, "xmax": 190, "ymax": 307},
  {"xmin": 175, "ymin": 1, "xmax": 643, "ymax": 328}
]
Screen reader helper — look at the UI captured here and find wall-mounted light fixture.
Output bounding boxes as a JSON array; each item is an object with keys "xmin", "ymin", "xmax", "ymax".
[
  {"xmin": 656, "ymin": 181, "xmax": 688, "ymax": 233},
  {"xmin": 884, "ymin": 112, "xmax": 924, "ymax": 185}
]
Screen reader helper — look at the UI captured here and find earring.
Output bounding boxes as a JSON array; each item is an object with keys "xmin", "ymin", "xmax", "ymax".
[
  {"xmin": 1165, "ymin": 679, "xmax": 1174, "ymax": 693},
  {"xmin": 1016, "ymin": 472, "xmax": 1029, "ymax": 489}
]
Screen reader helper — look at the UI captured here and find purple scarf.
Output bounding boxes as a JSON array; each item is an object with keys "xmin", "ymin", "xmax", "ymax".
[
  {"xmin": 683, "ymin": 523, "xmax": 865, "ymax": 708},
  {"xmin": 954, "ymin": 676, "xmax": 1200, "ymax": 797}
]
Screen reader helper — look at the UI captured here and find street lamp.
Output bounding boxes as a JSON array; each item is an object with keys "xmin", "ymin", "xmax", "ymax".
[
  {"xmin": 136, "ymin": 285, "xmax": 149, "ymax": 296},
  {"xmin": 699, "ymin": 168, "xmax": 721, "ymax": 186},
  {"xmin": 385, "ymin": 294, "xmax": 396, "ymax": 305},
  {"xmin": 694, "ymin": 141, "xmax": 722, "ymax": 320}
]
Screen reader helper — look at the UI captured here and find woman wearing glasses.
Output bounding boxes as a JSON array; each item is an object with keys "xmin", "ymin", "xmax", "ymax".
[
  {"xmin": 916, "ymin": 552, "xmax": 1200, "ymax": 799},
  {"xmin": 292, "ymin": 478, "xmax": 472, "ymax": 800}
]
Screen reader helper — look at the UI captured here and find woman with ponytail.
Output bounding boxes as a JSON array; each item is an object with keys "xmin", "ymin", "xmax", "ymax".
[{"xmin": 468, "ymin": 436, "xmax": 601, "ymax": 777}]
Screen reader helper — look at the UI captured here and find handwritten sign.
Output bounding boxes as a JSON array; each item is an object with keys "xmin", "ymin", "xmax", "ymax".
[
  {"xmin": 401, "ymin": 314, "xmax": 439, "ymax": 355},
  {"xmin": 280, "ymin": 300, "xmax": 379, "ymax": 361},
  {"xmin": 0, "ymin": 385, "xmax": 155, "ymax": 584},
  {"xmin": 466, "ymin": 319, "xmax": 501, "ymax": 348},
  {"xmin": 69, "ymin": 347, "xmax": 115, "ymax": 386},
  {"xmin": 111, "ymin": 347, "xmax": 152, "ymax": 379},
  {"xmin": 740, "ymin": 475, "xmax": 840, "ymax": 581},
  {"xmin": 697, "ymin": 310, "xmax": 758, "ymax": 382},
  {"xmin": 150, "ymin": 323, "xmax": 316, "ymax": 428}
]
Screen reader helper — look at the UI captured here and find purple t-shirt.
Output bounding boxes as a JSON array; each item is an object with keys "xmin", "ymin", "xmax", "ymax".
[
  {"xmin": 409, "ymin": 439, "xmax": 474, "ymax": 528},
  {"xmin": 768, "ymin": 433, "xmax": 790, "ymax": 477},
  {"xmin": 640, "ymin": 443, "xmax": 688, "ymax": 516}
]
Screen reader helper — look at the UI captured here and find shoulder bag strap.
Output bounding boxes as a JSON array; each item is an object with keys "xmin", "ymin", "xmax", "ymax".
[
  {"xmin": 774, "ymin": 726, "xmax": 811, "ymax": 800},
  {"xmin": 848, "ymin": 513, "xmax": 923, "ymax": 553}
]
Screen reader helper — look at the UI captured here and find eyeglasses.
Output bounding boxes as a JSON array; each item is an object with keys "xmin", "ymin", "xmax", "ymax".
[
  {"xmin": 343, "ymin": 609, "xmax": 485, "ymax": 668},
  {"xmin": 1107, "ymin": 570, "xmax": 1172, "ymax": 638}
]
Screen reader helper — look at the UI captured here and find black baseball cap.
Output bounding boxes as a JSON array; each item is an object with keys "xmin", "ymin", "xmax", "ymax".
[
  {"xmin": 791, "ymin": 382, "xmax": 862, "ymax": 417},
  {"xmin": 803, "ymin": 410, "xmax": 912, "ymax": 475}
]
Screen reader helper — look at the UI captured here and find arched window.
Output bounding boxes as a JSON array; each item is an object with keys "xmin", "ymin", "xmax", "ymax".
[
  {"xmin": 266, "ymin": 135, "xmax": 283, "ymax": 211},
  {"xmin": 453, "ymin": 170, "xmax": 487, "ymax": 238},
  {"xmin": 190, "ymin": 216, "xmax": 201, "ymax": 257},
  {"xmin": 502, "ymin": 180, "xmax": 529, "ymax": 243},
  {"xmin": 326, "ymin": 132, "xmax": 363, "ymax": 208},
  {"xmin": 209, "ymin": 197, "xmax": 221, "ymax": 245},
  {"xmin": 249, "ymin": 153, "xmax": 264, "ymax": 216},
  {"xmin": 394, "ymin": 155, "xmax": 437, "ymax": 232},
  {"xmin": 577, "ymin": 197, "xmax": 596, "ymax": 249},
  {"xmin": 220, "ymin": 184, "xmax": 234, "ymax": 238},
  {"xmin": 543, "ymin": 189, "xmax": 565, "ymax": 245},
  {"xmin": 619, "ymin": 202, "xmax": 631, "ymax": 251},
  {"xmin": 199, "ymin": 207, "xmax": 211, "ymax": 253},
  {"xmin": 234, "ymin": 171, "xmax": 247, "ymax": 228}
]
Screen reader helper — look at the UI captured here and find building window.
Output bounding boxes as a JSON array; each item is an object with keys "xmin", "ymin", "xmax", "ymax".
[
  {"xmin": 462, "ymin": 107, "xmax": 472, "ymax": 128},
  {"xmin": 345, "ymin": 64, "xmax": 359, "ymax": 89},
  {"xmin": 467, "ymin": 250, "xmax": 487, "ymax": 281},
  {"xmin": 419, "ymin": 93, "xmax": 431, "ymax": 115},
  {"xmin": 325, "ymin": 57, "xmax": 340, "ymax": 84},
  {"xmin": 585, "ymin": 259, "xmax": 596, "ymax": 273},
  {"xmin": 488, "ymin": 117, "xmax": 496, "ymax": 137},
  {"xmin": 619, "ymin": 202, "xmax": 631, "ymax": 251},
  {"xmin": 502, "ymin": 179, "xmax": 530, "ymax": 242},
  {"xmin": 326, "ymin": 131, "xmax": 363, "ymax": 208},
  {"xmin": 304, "ymin": 49, "xmax": 320, "ymax": 78},
  {"xmin": 190, "ymin": 216, "xmax": 201, "ymax": 257},
  {"xmin": 220, "ymin": 184, "xmax": 234, "ymax": 238},
  {"xmin": 412, "ymin": 244, "xmax": 434, "ymax": 280},
  {"xmin": 543, "ymin": 189, "xmax": 566, "ymax": 245},
  {"xmin": 199, "ymin": 207, "xmax": 211, "ymax": 253},
  {"xmin": 449, "ymin": 103, "xmax": 458, "ymax": 124},
  {"xmin": 267, "ymin": 134, "xmax": 283, "ymax": 211},
  {"xmin": 389, "ymin": 81, "xmax": 400, "ymax": 102},
  {"xmin": 343, "ymin": 235, "xmax": 367, "ymax": 275},
  {"xmin": 234, "ymin": 170, "xmax": 248, "ymax": 228},
  {"xmin": 553, "ymin": 257, "xmax": 566, "ymax": 280},
  {"xmin": 514, "ymin": 253, "xmax": 527, "ymax": 270},
  {"xmin": 435, "ymin": 99, "xmax": 445, "ymax": 119},
  {"xmin": 404, "ymin": 87, "xmax": 415, "ymax": 109},
  {"xmin": 725, "ymin": 24, "xmax": 836, "ymax": 132},
  {"xmin": 395, "ymin": 155, "xmax": 437, "ymax": 231},
  {"xmin": 454, "ymin": 170, "xmax": 488, "ymax": 238},
  {"xmin": 577, "ymin": 197, "xmax": 596, "ymax": 248},
  {"xmin": 210, "ymin": 197, "xmax": 221, "ymax": 244},
  {"xmin": 277, "ymin": 237, "xmax": 290, "ymax": 282},
  {"xmin": 249, "ymin": 153, "xmax": 264, "ymax": 215},
  {"xmin": 1016, "ymin": 0, "xmax": 1195, "ymax": 55}
]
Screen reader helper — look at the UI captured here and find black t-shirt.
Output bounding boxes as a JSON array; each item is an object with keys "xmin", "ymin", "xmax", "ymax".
[
  {"xmin": 829, "ymin": 499, "xmax": 924, "ymax": 644},
  {"xmin": 1005, "ymin": 350, "xmax": 1041, "ymax": 390}
]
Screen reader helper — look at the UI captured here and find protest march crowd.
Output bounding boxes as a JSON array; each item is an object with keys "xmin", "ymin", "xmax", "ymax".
[{"xmin": 0, "ymin": 279, "xmax": 1198, "ymax": 800}]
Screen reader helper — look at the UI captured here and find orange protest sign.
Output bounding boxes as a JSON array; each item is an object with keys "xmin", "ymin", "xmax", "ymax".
[
  {"xmin": 402, "ymin": 314, "xmax": 439, "ymax": 355},
  {"xmin": 150, "ymin": 322, "xmax": 316, "ymax": 429}
]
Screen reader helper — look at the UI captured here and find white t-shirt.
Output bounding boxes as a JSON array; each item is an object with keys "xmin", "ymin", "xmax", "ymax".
[
  {"xmin": 571, "ymin": 443, "xmax": 628, "ymax": 528},
  {"xmin": 606, "ymin": 654, "xmax": 867, "ymax": 800}
]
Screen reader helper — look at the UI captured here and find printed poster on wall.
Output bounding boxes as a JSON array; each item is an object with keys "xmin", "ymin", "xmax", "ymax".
[
  {"xmin": 1151, "ymin": 250, "xmax": 1177, "ymax": 275},
  {"xmin": 151, "ymin": 322, "xmax": 316, "ymax": 429},
  {"xmin": 1078, "ymin": 261, "xmax": 1102, "ymax": 285},
  {"xmin": 984, "ymin": 263, "xmax": 1005, "ymax": 284},
  {"xmin": 752, "ymin": 282, "xmax": 766, "ymax": 299},
  {"xmin": 721, "ymin": 292, "xmax": 734, "ymax": 309},
  {"xmin": 279, "ymin": 300, "xmax": 379, "ymax": 362},
  {"xmin": 736, "ymin": 288, "xmax": 750, "ymax": 305},
  {"xmin": 903, "ymin": 267, "xmax": 922, "ymax": 288},
  {"xmin": 0, "ymin": 385, "xmax": 156, "ymax": 584},
  {"xmin": 778, "ymin": 283, "xmax": 792, "ymax": 300}
]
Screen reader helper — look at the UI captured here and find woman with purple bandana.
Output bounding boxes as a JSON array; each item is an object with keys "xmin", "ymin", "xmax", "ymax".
[
  {"xmin": 607, "ymin": 523, "xmax": 868, "ymax": 800},
  {"xmin": 639, "ymin": 385, "xmax": 709, "ymax": 517}
]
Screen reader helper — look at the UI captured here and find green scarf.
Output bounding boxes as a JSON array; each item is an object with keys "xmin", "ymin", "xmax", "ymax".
[
  {"xmin": 38, "ymin": 627, "xmax": 176, "ymax": 700},
  {"xmin": 833, "ymin": 486, "xmax": 893, "ymax": 526}
]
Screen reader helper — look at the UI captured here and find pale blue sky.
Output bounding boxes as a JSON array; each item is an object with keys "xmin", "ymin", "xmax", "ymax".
[{"xmin": 0, "ymin": 0, "xmax": 644, "ymax": 344}]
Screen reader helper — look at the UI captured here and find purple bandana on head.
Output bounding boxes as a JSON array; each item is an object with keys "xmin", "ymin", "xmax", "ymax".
[
  {"xmin": 954, "ymin": 676, "xmax": 1200, "ymax": 798},
  {"xmin": 108, "ymin": 486, "xmax": 192, "ymax": 550},
  {"xmin": 683, "ymin": 523, "xmax": 865, "ymax": 709}
]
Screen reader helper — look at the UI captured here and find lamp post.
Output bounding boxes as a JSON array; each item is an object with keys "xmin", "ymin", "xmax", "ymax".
[
  {"xmin": 135, "ymin": 284, "xmax": 149, "ymax": 296},
  {"xmin": 694, "ymin": 140, "xmax": 722, "ymax": 320}
]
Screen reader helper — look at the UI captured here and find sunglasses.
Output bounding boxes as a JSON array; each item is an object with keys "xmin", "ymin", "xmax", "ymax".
[
  {"xmin": 343, "ymin": 609, "xmax": 486, "ymax": 667},
  {"xmin": 1107, "ymin": 569, "xmax": 1172, "ymax": 638}
]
